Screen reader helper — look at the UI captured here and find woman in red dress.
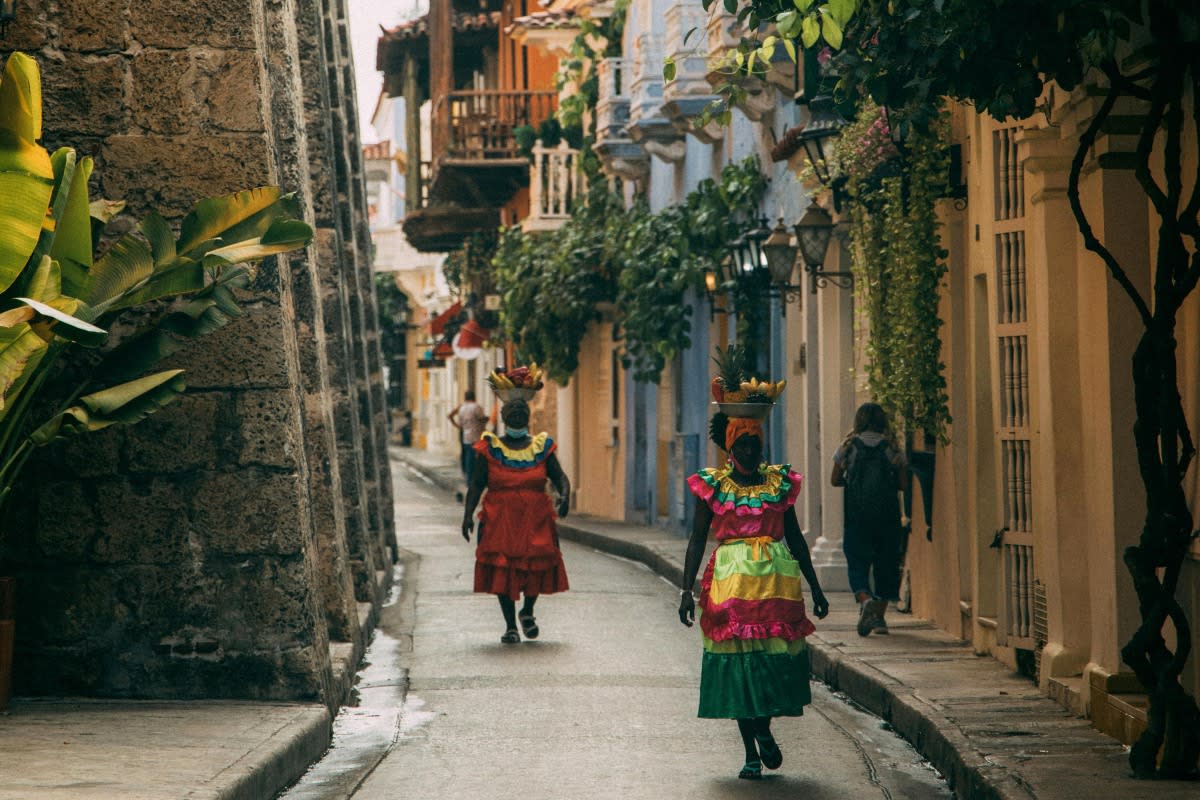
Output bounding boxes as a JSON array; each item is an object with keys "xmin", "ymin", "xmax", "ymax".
[{"xmin": 461, "ymin": 398, "xmax": 570, "ymax": 643}]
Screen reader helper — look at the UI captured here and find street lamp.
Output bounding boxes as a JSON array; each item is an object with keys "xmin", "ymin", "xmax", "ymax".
[
  {"xmin": 793, "ymin": 203, "xmax": 852, "ymax": 293},
  {"xmin": 762, "ymin": 218, "xmax": 803, "ymax": 314},
  {"xmin": 797, "ymin": 95, "xmax": 849, "ymax": 186}
]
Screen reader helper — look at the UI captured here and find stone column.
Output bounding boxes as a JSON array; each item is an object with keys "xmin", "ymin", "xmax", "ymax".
[{"xmin": 809, "ymin": 232, "xmax": 853, "ymax": 591}]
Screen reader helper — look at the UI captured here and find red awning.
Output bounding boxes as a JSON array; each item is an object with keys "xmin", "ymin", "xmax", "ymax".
[{"xmin": 429, "ymin": 301, "xmax": 462, "ymax": 336}]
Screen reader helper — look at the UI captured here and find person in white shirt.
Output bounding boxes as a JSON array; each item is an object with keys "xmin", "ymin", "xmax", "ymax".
[{"xmin": 449, "ymin": 390, "xmax": 488, "ymax": 501}]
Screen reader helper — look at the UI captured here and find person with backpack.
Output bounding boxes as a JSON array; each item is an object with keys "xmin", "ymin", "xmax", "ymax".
[{"xmin": 830, "ymin": 402, "xmax": 907, "ymax": 636}]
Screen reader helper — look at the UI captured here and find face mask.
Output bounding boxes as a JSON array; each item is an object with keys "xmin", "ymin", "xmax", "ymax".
[{"xmin": 505, "ymin": 426, "xmax": 529, "ymax": 438}]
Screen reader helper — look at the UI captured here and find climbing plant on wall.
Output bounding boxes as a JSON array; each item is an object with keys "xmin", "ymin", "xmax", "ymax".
[{"xmin": 834, "ymin": 99, "xmax": 952, "ymax": 440}]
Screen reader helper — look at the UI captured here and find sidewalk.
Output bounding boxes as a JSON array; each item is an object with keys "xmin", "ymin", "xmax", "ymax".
[
  {"xmin": 0, "ymin": 699, "xmax": 329, "ymax": 800},
  {"xmin": 393, "ymin": 445, "xmax": 1196, "ymax": 800}
]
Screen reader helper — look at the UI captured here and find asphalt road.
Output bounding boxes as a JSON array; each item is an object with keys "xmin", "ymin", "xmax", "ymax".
[{"xmin": 283, "ymin": 465, "xmax": 952, "ymax": 800}]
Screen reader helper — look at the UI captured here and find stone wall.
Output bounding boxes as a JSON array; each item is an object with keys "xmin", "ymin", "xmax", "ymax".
[{"xmin": 0, "ymin": 0, "xmax": 393, "ymax": 708}]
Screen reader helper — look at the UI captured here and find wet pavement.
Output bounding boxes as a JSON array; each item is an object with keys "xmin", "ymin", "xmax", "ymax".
[{"xmin": 280, "ymin": 458, "xmax": 952, "ymax": 799}]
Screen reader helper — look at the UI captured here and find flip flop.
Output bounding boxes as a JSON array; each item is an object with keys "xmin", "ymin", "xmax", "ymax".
[
  {"xmin": 500, "ymin": 628, "xmax": 520, "ymax": 644},
  {"xmin": 756, "ymin": 735, "xmax": 783, "ymax": 770},
  {"xmin": 738, "ymin": 759, "xmax": 763, "ymax": 780},
  {"xmin": 518, "ymin": 611, "xmax": 539, "ymax": 640}
]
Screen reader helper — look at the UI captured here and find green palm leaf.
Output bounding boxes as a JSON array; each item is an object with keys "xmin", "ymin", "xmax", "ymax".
[{"xmin": 31, "ymin": 369, "xmax": 186, "ymax": 444}]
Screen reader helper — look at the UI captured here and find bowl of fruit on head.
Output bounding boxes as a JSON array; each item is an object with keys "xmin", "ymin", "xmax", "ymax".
[
  {"xmin": 709, "ymin": 345, "xmax": 785, "ymax": 420},
  {"xmin": 488, "ymin": 364, "xmax": 545, "ymax": 402}
]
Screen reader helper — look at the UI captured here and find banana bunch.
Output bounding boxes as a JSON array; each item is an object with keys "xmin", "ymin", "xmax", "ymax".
[
  {"xmin": 738, "ymin": 377, "xmax": 787, "ymax": 401},
  {"xmin": 528, "ymin": 363, "xmax": 543, "ymax": 385},
  {"xmin": 489, "ymin": 370, "xmax": 515, "ymax": 389}
]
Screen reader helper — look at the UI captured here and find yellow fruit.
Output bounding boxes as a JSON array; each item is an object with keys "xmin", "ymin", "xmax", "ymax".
[{"xmin": 724, "ymin": 390, "xmax": 748, "ymax": 402}]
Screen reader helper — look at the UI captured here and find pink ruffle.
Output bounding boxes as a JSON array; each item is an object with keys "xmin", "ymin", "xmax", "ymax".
[
  {"xmin": 701, "ymin": 618, "xmax": 816, "ymax": 643},
  {"xmin": 687, "ymin": 468, "xmax": 804, "ymax": 517}
]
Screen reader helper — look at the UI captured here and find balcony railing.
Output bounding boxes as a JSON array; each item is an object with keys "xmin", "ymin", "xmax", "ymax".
[
  {"xmin": 523, "ymin": 139, "xmax": 580, "ymax": 232},
  {"xmin": 444, "ymin": 90, "xmax": 558, "ymax": 160}
]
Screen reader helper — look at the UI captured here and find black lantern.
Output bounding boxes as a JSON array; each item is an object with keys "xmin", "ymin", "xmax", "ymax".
[
  {"xmin": 797, "ymin": 95, "xmax": 849, "ymax": 186},
  {"xmin": 762, "ymin": 218, "xmax": 804, "ymax": 313},
  {"xmin": 0, "ymin": 0, "xmax": 15, "ymax": 36},
  {"xmin": 793, "ymin": 203, "xmax": 851, "ymax": 293}
]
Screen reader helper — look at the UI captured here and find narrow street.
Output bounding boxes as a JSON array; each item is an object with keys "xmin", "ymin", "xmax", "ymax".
[{"xmin": 284, "ymin": 464, "xmax": 951, "ymax": 800}]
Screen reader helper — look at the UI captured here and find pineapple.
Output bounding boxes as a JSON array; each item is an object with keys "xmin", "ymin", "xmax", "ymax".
[{"xmin": 712, "ymin": 345, "xmax": 748, "ymax": 402}]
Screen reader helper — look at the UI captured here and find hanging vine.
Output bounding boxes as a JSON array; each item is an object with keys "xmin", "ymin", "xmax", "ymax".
[
  {"xmin": 836, "ymin": 99, "xmax": 952, "ymax": 440},
  {"xmin": 490, "ymin": 157, "xmax": 768, "ymax": 384}
]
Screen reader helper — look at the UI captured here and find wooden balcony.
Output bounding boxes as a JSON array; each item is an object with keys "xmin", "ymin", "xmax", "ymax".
[{"xmin": 428, "ymin": 89, "xmax": 558, "ymax": 206}]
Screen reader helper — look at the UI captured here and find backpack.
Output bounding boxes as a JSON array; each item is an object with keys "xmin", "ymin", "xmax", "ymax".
[{"xmin": 844, "ymin": 438, "xmax": 901, "ymax": 530}]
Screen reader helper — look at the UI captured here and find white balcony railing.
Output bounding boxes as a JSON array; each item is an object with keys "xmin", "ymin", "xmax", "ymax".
[
  {"xmin": 596, "ymin": 57, "xmax": 631, "ymax": 142},
  {"xmin": 523, "ymin": 139, "xmax": 580, "ymax": 233},
  {"xmin": 664, "ymin": 0, "xmax": 723, "ymax": 143}
]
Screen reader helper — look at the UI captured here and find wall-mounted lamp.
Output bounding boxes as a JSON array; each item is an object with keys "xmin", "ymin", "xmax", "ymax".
[
  {"xmin": 797, "ymin": 96, "xmax": 849, "ymax": 186},
  {"xmin": 0, "ymin": 0, "xmax": 16, "ymax": 37},
  {"xmin": 793, "ymin": 204, "xmax": 852, "ymax": 293},
  {"xmin": 761, "ymin": 218, "xmax": 803, "ymax": 314}
]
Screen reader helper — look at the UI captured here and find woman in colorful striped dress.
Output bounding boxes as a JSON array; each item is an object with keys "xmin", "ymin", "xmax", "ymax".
[{"xmin": 679, "ymin": 414, "xmax": 829, "ymax": 780}]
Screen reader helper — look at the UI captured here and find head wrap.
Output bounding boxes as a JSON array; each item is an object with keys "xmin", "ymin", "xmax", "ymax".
[{"xmin": 725, "ymin": 417, "xmax": 764, "ymax": 451}]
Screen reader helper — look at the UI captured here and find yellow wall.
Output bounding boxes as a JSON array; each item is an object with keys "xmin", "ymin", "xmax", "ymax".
[
  {"xmin": 571, "ymin": 321, "xmax": 626, "ymax": 518},
  {"xmin": 908, "ymin": 84, "xmax": 1200, "ymax": 728}
]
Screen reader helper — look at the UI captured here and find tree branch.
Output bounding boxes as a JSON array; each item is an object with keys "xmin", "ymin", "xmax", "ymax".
[
  {"xmin": 1179, "ymin": 63, "xmax": 1200, "ymax": 240},
  {"xmin": 1067, "ymin": 83, "xmax": 1154, "ymax": 327}
]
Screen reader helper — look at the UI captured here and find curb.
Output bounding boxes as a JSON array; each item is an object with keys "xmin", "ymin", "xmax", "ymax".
[
  {"xmin": 197, "ymin": 706, "xmax": 331, "ymax": 800},
  {"xmin": 392, "ymin": 451, "xmax": 1023, "ymax": 799}
]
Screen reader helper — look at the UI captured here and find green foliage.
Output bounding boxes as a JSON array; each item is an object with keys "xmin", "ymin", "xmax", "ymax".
[
  {"xmin": 374, "ymin": 273, "xmax": 410, "ymax": 363},
  {"xmin": 441, "ymin": 230, "xmax": 498, "ymax": 297},
  {"xmin": 836, "ymin": 100, "xmax": 951, "ymax": 439},
  {"xmin": 0, "ymin": 52, "xmax": 313, "ymax": 514},
  {"xmin": 490, "ymin": 157, "xmax": 768, "ymax": 384},
  {"xmin": 491, "ymin": 186, "xmax": 624, "ymax": 384}
]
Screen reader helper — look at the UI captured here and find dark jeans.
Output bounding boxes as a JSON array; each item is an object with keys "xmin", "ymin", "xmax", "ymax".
[
  {"xmin": 460, "ymin": 442, "xmax": 477, "ymax": 481},
  {"xmin": 843, "ymin": 522, "xmax": 904, "ymax": 601}
]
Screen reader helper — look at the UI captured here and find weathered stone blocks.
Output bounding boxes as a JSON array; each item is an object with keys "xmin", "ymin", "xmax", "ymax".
[
  {"xmin": 125, "ymin": 393, "xmax": 220, "ymax": 473},
  {"xmin": 57, "ymin": 0, "xmax": 128, "ymax": 51},
  {"xmin": 191, "ymin": 471, "xmax": 309, "ymax": 556},
  {"xmin": 100, "ymin": 134, "xmax": 274, "ymax": 216},
  {"xmin": 235, "ymin": 390, "xmax": 302, "ymax": 468},
  {"xmin": 40, "ymin": 54, "xmax": 126, "ymax": 137},
  {"xmin": 129, "ymin": 0, "xmax": 257, "ymax": 50}
]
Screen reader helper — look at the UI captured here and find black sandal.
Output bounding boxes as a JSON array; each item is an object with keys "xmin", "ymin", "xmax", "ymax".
[
  {"xmin": 500, "ymin": 628, "xmax": 520, "ymax": 644},
  {"xmin": 738, "ymin": 759, "xmax": 763, "ymax": 780},
  {"xmin": 756, "ymin": 735, "xmax": 783, "ymax": 770},
  {"xmin": 518, "ymin": 611, "xmax": 539, "ymax": 640}
]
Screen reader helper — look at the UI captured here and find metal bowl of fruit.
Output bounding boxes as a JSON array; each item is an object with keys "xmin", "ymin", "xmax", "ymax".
[
  {"xmin": 713, "ymin": 401, "xmax": 774, "ymax": 420},
  {"xmin": 495, "ymin": 387, "xmax": 538, "ymax": 402}
]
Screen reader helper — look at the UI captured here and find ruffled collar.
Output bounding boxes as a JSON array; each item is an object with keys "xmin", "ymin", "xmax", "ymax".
[
  {"xmin": 480, "ymin": 431, "xmax": 553, "ymax": 467},
  {"xmin": 693, "ymin": 463, "xmax": 796, "ymax": 513}
]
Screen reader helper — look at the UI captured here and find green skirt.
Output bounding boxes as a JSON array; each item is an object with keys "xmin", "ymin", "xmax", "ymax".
[{"xmin": 697, "ymin": 637, "xmax": 812, "ymax": 719}]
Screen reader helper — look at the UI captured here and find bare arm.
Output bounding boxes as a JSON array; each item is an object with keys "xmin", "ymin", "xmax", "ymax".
[
  {"xmin": 830, "ymin": 462, "xmax": 846, "ymax": 487},
  {"xmin": 783, "ymin": 507, "xmax": 828, "ymax": 618},
  {"xmin": 461, "ymin": 453, "xmax": 488, "ymax": 541},
  {"xmin": 679, "ymin": 502, "xmax": 713, "ymax": 626},
  {"xmin": 448, "ymin": 404, "xmax": 462, "ymax": 429},
  {"xmin": 544, "ymin": 453, "xmax": 571, "ymax": 519}
]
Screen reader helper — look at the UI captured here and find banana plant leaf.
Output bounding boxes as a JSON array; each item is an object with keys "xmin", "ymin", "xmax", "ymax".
[
  {"xmin": 0, "ymin": 323, "xmax": 47, "ymax": 416},
  {"xmin": 30, "ymin": 369, "xmax": 186, "ymax": 444},
  {"xmin": 15, "ymin": 296, "xmax": 106, "ymax": 346},
  {"xmin": 0, "ymin": 54, "xmax": 54, "ymax": 296}
]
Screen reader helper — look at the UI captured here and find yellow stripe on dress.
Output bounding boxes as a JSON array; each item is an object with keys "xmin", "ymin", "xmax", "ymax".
[{"xmin": 707, "ymin": 571, "xmax": 808, "ymax": 605}]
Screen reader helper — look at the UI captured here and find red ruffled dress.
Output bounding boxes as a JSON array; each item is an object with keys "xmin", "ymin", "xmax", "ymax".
[{"xmin": 472, "ymin": 432, "xmax": 569, "ymax": 600}]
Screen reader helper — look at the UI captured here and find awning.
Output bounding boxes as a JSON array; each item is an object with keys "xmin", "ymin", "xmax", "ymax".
[{"xmin": 429, "ymin": 301, "xmax": 462, "ymax": 336}]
